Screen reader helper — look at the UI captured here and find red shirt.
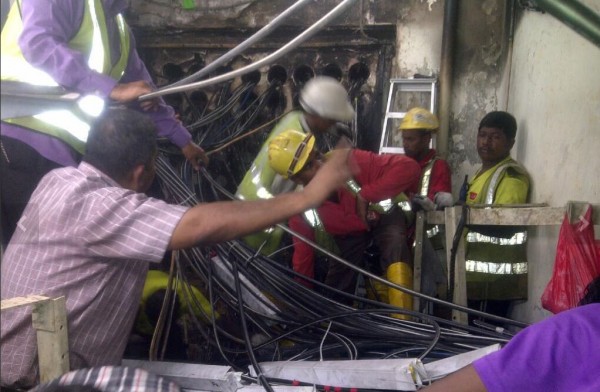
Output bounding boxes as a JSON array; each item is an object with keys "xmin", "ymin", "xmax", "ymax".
[{"xmin": 289, "ymin": 149, "xmax": 421, "ymax": 286}]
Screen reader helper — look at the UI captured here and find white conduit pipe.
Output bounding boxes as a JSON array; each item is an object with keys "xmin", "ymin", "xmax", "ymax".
[
  {"xmin": 168, "ymin": 0, "xmax": 314, "ymax": 88},
  {"xmin": 139, "ymin": 0, "xmax": 359, "ymax": 101}
]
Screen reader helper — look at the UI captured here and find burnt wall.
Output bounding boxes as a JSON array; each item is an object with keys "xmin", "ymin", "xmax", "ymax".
[{"xmin": 133, "ymin": 20, "xmax": 394, "ymax": 192}]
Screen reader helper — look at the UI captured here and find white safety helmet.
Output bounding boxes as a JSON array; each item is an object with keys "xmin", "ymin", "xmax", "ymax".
[{"xmin": 299, "ymin": 76, "xmax": 355, "ymax": 122}]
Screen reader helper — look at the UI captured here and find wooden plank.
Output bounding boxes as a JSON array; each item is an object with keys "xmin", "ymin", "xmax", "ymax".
[
  {"xmin": 463, "ymin": 203, "xmax": 600, "ymax": 226},
  {"xmin": 425, "ymin": 210, "xmax": 445, "ymax": 225},
  {"xmin": 444, "ymin": 207, "xmax": 468, "ymax": 325},
  {"xmin": 1, "ymin": 295, "xmax": 50, "ymax": 310},
  {"xmin": 31, "ymin": 297, "xmax": 70, "ymax": 382},
  {"xmin": 466, "ymin": 207, "xmax": 564, "ymax": 226}
]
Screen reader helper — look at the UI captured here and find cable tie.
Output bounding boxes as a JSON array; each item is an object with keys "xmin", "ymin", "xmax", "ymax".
[{"xmin": 292, "ymin": 380, "xmax": 300, "ymax": 386}]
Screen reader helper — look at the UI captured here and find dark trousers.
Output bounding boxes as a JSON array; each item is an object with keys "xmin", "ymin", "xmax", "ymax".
[
  {"xmin": 325, "ymin": 208, "xmax": 411, "ymax": 300},
  {"xmin": 1, "ymin": 136, "xmax": 64, "ymax": 248}
]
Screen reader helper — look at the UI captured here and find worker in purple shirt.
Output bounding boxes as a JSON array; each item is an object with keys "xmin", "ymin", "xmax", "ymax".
[
  {"xmin": 0, "ymin": 0, "xmax": 207, "ymax": 247},
  {"xmin": 421, "ymin": 277, "xmax": 600, "ymax": 392}
]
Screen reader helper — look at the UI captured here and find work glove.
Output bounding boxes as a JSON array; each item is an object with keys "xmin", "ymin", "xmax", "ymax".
[
  {"xmin": 434, "ymin": 192, "xmax": 454, "ymax": 209},
  {"xmin": 412, "ymin": 195, "xmax": 436, "ymax": 212}
]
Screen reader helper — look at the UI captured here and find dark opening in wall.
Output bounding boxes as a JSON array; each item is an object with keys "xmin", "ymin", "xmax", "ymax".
[
  {"xmin": 241, "ymin": 70, "xmax": 261, "ymax": 85},
  {"xmin": 349, "ymin": 62, "xmax": 370, "ymax": 85},
  {"xmin": 321, "ymin": 63, "xmax": 343, "ymax": 82},
  {"xmin": 267, "ymin": 65, "xmax": 287, "ymax": 85}
]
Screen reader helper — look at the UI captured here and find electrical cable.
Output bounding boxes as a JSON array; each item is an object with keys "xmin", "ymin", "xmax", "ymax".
[
  {"xmin": 232, "ymin": 258, "xmax": 275, "ymax": 392},
  {"xmin": 166, "ymin": 0, "xmax": 314, "ymax": 88},
  {"xmin": 149, "ymin": 115, "xmax": 527, "ymax": 388},
  {"xmin": 200, "ymin": 162, "xmax": 527, "ymax": 328},
  {"xmin": 138, "ymin": 0, "xmax": 360, "ymax": 101},
  {"xmin": 149, "ymin": 250, "xmax": 178, "ymax": 361}
]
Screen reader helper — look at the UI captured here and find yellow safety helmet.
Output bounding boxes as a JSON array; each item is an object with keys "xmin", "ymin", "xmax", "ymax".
[
  {"xmin": 268, "ymin": 129, "xmax": 316, "ymax": 179},
  {"xmin": 399, "ymin": 107, "xmax": 439, "ymax": 131}
]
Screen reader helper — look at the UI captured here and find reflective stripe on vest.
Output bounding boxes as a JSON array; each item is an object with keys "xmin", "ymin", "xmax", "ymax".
[
  {"xmin": 302, "ymin": 209, "xmax": 340, "ymax": 254},
  {"xmin": 466, "ymin": 230, "xmax": 527, "ymax": 245},
  {"xmin": 484, "ymin": 162, "xmax": 524, "ymax": 205},
  {"xmin": 466, "ymin": 260, "xmax": 528, "ymax": 275},
  {"xmin": 419, "ymin": 157, "xmax": 441, "ymax": 238},
  {"xmin": 426, "ymin": 224, "xmax": 440, "ymax": 239},
  {"xmin": 346, "ymin": 179, "xmax": 412, "ymax": 215},
  {"xmin": 1, "ymin": 0, "xmax": 130, "ymax": 152},
  {"xmin": 418, "ymin": 157, "xmax": 437, "ymax": 197}
]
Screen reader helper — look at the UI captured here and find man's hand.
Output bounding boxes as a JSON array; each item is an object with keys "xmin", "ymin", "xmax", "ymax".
[
  {"xmin": 412, "ymin": 195, "xmax": 436, "ymax": 212},
  {"xmin": 109, "ymin": 81, "xmax": 159, "ymax": 111},
  {"xmin": 434, "ymin": 192, "xmax": 454, "ymax": 209},
  {"xmin": 303, "ymin": 148, "xmax": 353, "ymax": 208},
  {"xmin": 181, "ymin": 142, "xmax": 209, "ymax": 170}
]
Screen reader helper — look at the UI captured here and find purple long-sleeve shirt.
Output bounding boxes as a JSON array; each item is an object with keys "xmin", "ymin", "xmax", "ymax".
[
  {"xmin": 473, "ymin": 304, "xmax": 600, "ymax": 392},
  {"xmin": 1, "ymin": 0, "xmax": 191, "ymax": 166}
]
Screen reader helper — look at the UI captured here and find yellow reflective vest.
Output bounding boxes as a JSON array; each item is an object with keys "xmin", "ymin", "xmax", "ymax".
[
  {"xmin": 465, "ymin": 156, "xmax": 531, "ymax": 300},
  {"xmin": 135, "ymin": 270, "xmax": 217, "ymax": 337},
  {"xmin": 236, "ymin": 111, "xmax": 306, "ymax": 255},
  {"xmin": 1, "ymin": 0, "xmax": 130, "ymax": 154}
]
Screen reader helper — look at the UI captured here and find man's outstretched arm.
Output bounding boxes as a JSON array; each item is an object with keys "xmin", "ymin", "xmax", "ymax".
[
  {"xmin": 420, "ymin": 365, "xmax": 486, "ymax": 392},
  {"xmin": 169, "ymin": 148, "xmax": 353, "ymax": 249}
]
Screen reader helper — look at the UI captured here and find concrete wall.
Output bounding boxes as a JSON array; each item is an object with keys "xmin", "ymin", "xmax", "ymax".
[
  {"xmin": 507, "ymin": 0, "xmax": 600, "ymax": 323},
  {"xmin": 395, "ymin": 0, "xmax": 600, "ymax": 324},
  {"xmin": 395, "ymin": 0, "xmax": 443, "ymax": 78},
  {"xmin": 395, "ymin": 0, "xmax": 599, "ymax": 323}
]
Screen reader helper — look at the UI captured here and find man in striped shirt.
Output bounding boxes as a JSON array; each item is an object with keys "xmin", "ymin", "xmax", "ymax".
[{"xmin": 0, "ymin": 108, "xmax": 354, "ymax": 388}]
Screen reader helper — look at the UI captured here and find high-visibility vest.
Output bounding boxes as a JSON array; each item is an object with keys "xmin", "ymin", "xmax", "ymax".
[
  {"xmin": 465, "ymin": 158, "xmax": 530, "ymax": 300},
  {"xmin": 135, "ymin": 270, "xmax": 217, "ymax": 337},
  {"xmin": 418, "ymin": 157, "xmax": 442, "ymax": 238},
  {"xmin": 1, "ymin": 0, "xmax": 130, "ymax": 154},
  {"xmin": 236, "ymin": 111, "xmax": 305, "ymax": 255},
  {"xmin": 301, "ymin": 208, "xmax": 340, "ymax": 256}
]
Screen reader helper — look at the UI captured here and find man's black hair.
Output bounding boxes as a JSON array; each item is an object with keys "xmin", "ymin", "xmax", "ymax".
[
  {"xmin": 478, "ymin": 111, "xmax": 517, "ymax": 139},
  {"xmin": 83, "ymin": 108, "xmax": 158, "ymax": 182},
  {"xmin": 578, "ymin": 276, "xmax": 600, "ymax": 306}
]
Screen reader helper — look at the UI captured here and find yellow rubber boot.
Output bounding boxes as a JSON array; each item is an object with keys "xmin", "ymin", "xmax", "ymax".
[{"xmin": 387, "ymin": 262, "xmax": 413, "ymax": 320}]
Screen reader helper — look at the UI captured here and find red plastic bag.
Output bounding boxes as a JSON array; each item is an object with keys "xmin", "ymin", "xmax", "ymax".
[{"xmin": 541, "ymin": 205, "xmax": 600, "ymax": 314}]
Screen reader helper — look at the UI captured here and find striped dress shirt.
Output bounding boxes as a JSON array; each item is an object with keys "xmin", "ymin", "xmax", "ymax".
[
  {"xmin": 1, "ymin": 162, "xmax": 188, "ymax": 387},
  {"xmin": 30, "ymin": 366, "xmax": 181, "ymax": 392}
]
